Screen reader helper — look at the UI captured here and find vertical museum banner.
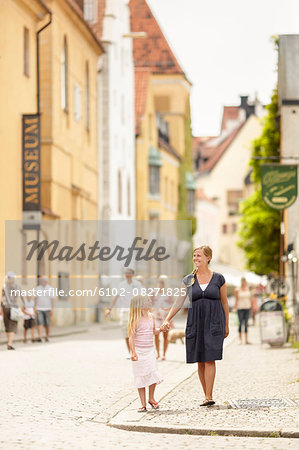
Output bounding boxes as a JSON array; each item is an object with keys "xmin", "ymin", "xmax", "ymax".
[{"xmin": 22, "ymin": 114, "xmax": 41, "ymax": 211}]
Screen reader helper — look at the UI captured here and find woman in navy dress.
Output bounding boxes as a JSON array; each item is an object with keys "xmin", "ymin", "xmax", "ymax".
[{"xmin": 161, "ymin": 245, "xmax": 229, "ymax": 406}]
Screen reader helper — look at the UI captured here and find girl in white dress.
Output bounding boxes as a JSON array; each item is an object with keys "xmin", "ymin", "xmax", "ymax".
[{"xmin": 128, "ymin": 296, "xmax": 163, "ymax": 412}]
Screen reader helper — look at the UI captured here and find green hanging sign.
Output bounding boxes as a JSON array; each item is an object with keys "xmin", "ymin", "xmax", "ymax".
[{"xmin": 261, "ymin": 164, "xmax": 298, "ymax": 210}]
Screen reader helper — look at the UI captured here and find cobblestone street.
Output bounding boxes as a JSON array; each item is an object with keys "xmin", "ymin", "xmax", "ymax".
[{"xmin": 0, "ymin": 320, "xmax": 298, "ymax": 449}]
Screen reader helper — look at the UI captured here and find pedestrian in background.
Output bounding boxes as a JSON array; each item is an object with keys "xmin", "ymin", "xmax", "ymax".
[
  {"xmin": 1, "ymin": 271, "xmax": 24, "ymax": 350},
  {"xmin": 128, "ymin": 295, "xmax": 163, "ymax": 412},
  {"xmin": 161, "ymin": 245, "xmax": 229, "ymax": 407},
  {"xmin": 105, "ymin": 268, "xmax": 142, "ymax": 354},
  {"xmin": 22, "ymin": 297, "xmax": 36, "ymax": 343},
  {"xmin": 234, "ymin": 277, "xmax": 252, "ymax": 344},
  {"xmin": 152, "ymin": 275, "xmax": 173, "ymax": 360},
  {"xmin": 35, "ymin": 276, "xmax": 55, "ymax": 342}
]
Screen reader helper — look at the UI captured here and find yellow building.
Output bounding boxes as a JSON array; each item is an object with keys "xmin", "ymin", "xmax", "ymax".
[
  {"xmin": 130, "ymin": 0, "xmax": 194, "ymax": 222},
  {"xmin": 0, "ymin": 0, "xmax": 104, "ymax": 325},
  {"xmin": 0, "ymin": 0, "xmax": 50, "ymax": 282}
]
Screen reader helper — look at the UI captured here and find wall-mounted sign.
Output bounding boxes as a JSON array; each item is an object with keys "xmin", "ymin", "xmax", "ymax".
[
  {"xmin": 22, "ymin": 114, "xmax": 41, "ymax": 211},
  {"xmin": 261, "ymin": 164, "xmax": 297, "ymax": 210}
]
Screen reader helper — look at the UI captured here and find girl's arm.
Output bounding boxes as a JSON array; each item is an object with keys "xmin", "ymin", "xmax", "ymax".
[
  {"xmin": 128, "ymin": 330, "xmax": 137, "ymax": 361},
  {"xmin": 220, "ymin": 283, "xmax": 229, "ymax": 338},
  {"xmin": 152, "ymin": 316, "xmax": 160, "ymax": 335},
  {"xmin": 161, "ymin": 283, "xmax": 188, "ymax": 331}
]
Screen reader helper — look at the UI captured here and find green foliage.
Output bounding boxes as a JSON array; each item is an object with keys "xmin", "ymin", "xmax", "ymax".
[{"xmin": 238, "ymin": 91, "xmax": 280, "ymax": 275}]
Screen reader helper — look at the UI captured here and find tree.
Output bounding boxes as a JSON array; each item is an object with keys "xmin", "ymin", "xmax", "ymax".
[{"xmin": 238, "ymin": 91, "xmax": 280, "ymax": 275}]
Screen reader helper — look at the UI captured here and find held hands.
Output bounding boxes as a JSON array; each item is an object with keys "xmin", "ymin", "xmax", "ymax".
[
  {"xmin": 131, "ymin": 353, "xmax": 138, "ymax": 361},
  {"xmin": 160, "ymin": 320, "xmax": 170, "ymax": 332},
  {"xmin": 105, "ymin": 308, "xmax": 111, "ymax": 317}
]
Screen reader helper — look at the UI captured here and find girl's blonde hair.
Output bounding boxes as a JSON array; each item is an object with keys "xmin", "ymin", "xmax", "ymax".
[
  {"xmin": 128, "ymin": 295, "xmax": 148, "ymax": 335},
  {"xmin": 189, "ymin": 245, "xmax": 213, "ymax": 285}
]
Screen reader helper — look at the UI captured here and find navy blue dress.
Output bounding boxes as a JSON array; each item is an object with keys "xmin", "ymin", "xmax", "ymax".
[{"xmin": 183, "ymin": 272, "xmax": 226, "ymax": 363}]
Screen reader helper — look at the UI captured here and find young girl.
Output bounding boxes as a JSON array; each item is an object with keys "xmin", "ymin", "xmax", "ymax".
[{"xmin": 128, "ymin": 295, "xmax": 163, "ymax": 412}]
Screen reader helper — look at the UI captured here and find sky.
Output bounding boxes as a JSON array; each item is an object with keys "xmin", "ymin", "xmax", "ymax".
[{"xmin": 147, "ymin": 0, "xmax": 299, "ymax": 136}]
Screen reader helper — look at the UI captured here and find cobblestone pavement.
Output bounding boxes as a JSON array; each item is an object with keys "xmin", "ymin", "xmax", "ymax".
[
  {"xmin": 117, "ymin": 324, "xmax": 299, "ymax": 438},
  {"xmin": 0, "ymin": 319, "xmax": 298, "ymax": 449}
]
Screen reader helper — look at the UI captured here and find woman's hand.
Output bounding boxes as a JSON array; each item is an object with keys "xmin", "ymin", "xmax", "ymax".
[
  {"xmin": 131, "ymin": 353, "xmax": 138, "ymax": 361},
  {"xmin": 224, "ymin": 327, "xmax": 229, "ymax": 338},
  {"xmin": 160, "ymin": 320, "xmax": 170, "ymax": 332}
]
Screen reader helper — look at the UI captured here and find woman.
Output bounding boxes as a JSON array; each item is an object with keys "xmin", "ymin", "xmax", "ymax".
[
  {"xmin": 234, "ymin": 277, "xmax": 252, "ymax": 344},
  {"xmin": 161, "ymin": 246, "xmax": 229, "ymax": 406},
  {"xmin": 152, "ymin": 275, "xmax": 173, "ymax": 360},
  {"xmin": 1, "ymin": 271, "xmax": 24, "ymax": 350}
]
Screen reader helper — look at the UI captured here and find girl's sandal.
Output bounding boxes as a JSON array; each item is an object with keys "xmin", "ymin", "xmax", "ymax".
[
  {"xmin": 138, "ymin": 406, "xmax": 147, "ymax": 413},
  {"xmin": 148, "ymin": 400, "xmax": 159, "ymax": 409},
  {"xmin": 200, "ymin": 399, "xmax": 215, "ymax": 406}
]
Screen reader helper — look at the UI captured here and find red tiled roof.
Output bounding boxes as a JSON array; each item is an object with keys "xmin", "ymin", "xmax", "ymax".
[
  {"xmin": 197, "ymin": 123, "xmax": 244, "ymax": 174},
  {"xmin": 135, "ymin": 68, "xmax": 151, "ymax": 134},
  {"xmin": 221, "ymin": 106, "xmax": 239, "ymax": 131},
  {"xmin": 129, "ymin": 0, "xmax": 185, "ymax": 75},
  {"xmin": 193, "ymin": 136, "xmax": 217, "ymax": 160}
]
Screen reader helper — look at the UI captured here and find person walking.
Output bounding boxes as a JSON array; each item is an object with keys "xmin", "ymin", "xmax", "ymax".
[
  {"xmin": 35, "ymin": 276, "xmax": 55, "ymax": 342},
  {"xmin": 234, "ymin": 277, "xmax": 252, "ymax": 344},
  {"xmin": 105, "ymin": 268, "xmax": 142, "ymax": 353},
  {"xmin": 152, "ymin": 275, "xmax": 173, "ymax": 360},
  {"xmin": 1, "ymin": 271, "xmax": 25, "ymax": 350},
  {"xmin": 161, "ymin": 245, "xmax": 229, "ymax": 406},
  {"xmin": 22, "ymin": 297, "xmax": 36, "ymax": 343},
  {"xmin": 128, "ymin": 295, "xmax": 163, "ymax": 412}
]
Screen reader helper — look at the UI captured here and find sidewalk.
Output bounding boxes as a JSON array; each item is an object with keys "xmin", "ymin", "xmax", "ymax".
[{"xmin": 109, "ymin": 323, "xmax": 299, "ymax": 438}]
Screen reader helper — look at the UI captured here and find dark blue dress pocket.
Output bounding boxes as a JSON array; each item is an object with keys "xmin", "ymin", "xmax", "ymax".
[
  {"xmin": 210, "ymin": 321, "xmax": 222, "ymax": 336},
  {"xmin": 185, "ymin": 325, "xmax": 196, "ymax": 339}
]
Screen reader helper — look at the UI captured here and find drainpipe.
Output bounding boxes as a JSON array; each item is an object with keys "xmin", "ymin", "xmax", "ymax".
[{"xmin": 37, "ymin": 12, "xmax": 52, "ymax": 113}]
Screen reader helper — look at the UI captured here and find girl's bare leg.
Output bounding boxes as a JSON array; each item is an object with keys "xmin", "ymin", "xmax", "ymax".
[
  {"xmin": 204, "ymin": 361, "xmax": 216, "ymax": 400},
  {"xmin": 148, "ymin": 383, "xmax": 157, "ymax": 403},
  {"xmin": 162, "ymin": 331, "xmax": 169, "ymax": 359},
  {"xmin": 155, "ymin": 334, "xmax": 160, "ymax": 358},
  {"xmin": 31, "ymin": 326, "xmax": 35, "ymax": 341},
  {"xmin": 138, "ymin": 387, "xmax": 146, "ymax": 407},
  {"xmin": 197, "ymin": 362, "xmax": 206, "ymax": 398}
]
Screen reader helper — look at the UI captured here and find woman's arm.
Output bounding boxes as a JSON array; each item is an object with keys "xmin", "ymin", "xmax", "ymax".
[
  {"xmin": 128, "ymin": 330, "xmax": 137, "ymax": 360},
  {"xmin": 161, "ymin": 283, "xmax": 188, "ymax": 331},
  {"xmin": 220, "ymin": 283, "xmax": 229, "ymax": 338}
]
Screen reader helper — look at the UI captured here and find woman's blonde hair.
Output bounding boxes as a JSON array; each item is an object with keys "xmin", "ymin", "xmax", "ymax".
[
  {"xmin": 128, "ymin": 295, "xmax": 148, "ymax": 335},
  {"xmin": 189, "ymin": 245, "xmax": 213, "ymax": 285}
]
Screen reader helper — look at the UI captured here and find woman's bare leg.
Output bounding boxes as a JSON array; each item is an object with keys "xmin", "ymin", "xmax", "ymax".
[
  {"xmin": 7, "ymin": 331, "xmax": 15, "ymax": 347},
  {"xmin": 197, "ymin": 362, "xmax": 206, "ymax": 398},
  {"xmin": 204, "ymin": 361, "xmax": 216, "ymax": 400},
  {"xmin": 162, "ymin": 331, "xmax": 169, "ymax": 359},
  {"xmin": 155, "ymin": 334, "xmax": 160, "ymax": 358}
]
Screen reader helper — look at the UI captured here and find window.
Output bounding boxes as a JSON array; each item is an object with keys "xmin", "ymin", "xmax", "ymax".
[
  {"xmin": 127, "ymin": 179, "xmax": 131, "ymax": 216},
  {"xmin": 24, "ymin": 27, "xmax": 29, "ymax": 77},
  {"xmin": 61, "ymin": 36, "xmax": 68, "ymax": 111},
  {"xmin": 85, "ymin": 62, "xmax": 90, "ymax": 129},
  {"xmin": 74, "ymin": 84, "xmax": 82, "ymax": 121},
  {"xmin": 83, "ymin": 0, "xmax": 98, "ymax": 24},
  {"xmin": 222, "ymin": 224, "xmax": 228, "ymax": 234},
  {"xmin": 227, "ymin": 190, "xmax": 243, "ymax": 215},
  {"xmin": 118, "ymin": 171, "xmax": 122, "ymax": 213},
  {"xmin": 187, "ymin": 189, "xmax": 195, "ymax": 215},
  {"xmin": 149, "ymin": 166, "xmax": 160, "ymax": 195}
]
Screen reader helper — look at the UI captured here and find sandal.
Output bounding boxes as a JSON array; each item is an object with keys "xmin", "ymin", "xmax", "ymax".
[
  {"xmin": 148, "ymin": 400, "xmax": 159, "ymax": 409},
  {"xmin": 200, "ymin": 399, "xmax": 215, "ymax": 406},
  {"xmin": 138, "ymin": 406, "xmax": 147, "ymax": 413}
]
